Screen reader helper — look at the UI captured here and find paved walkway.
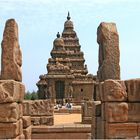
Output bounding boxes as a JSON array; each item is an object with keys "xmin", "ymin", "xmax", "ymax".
[{"xmin": 54, "ymin": 113, "xmax": 81, "ymax": 125}]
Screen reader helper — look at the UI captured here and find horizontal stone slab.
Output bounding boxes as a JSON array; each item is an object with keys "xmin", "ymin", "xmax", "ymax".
[
  {"xmin": 0, "ymin": 102, "xmax": 22, "ymax": 122},
  {"xmin": 0, "ymin": 80, "xmax": 25, "ymax": 103},
  {"xmin": 100, "ymin": 80, "xmax": 127, "ymax": 102},
  {"xmin": 0, "ymin": 119, "xmax": 23, "ymax": 139},
  {"xmin": 105, "ymin": 123, "xmax": 138, "ymax": 139},
  {"xmin": 125, "ymin": 79, "xmax": 140, "ymax": 101},
  {"xmin": 23, "ymin": 100, "xmax": 54, "ymax": 116}
]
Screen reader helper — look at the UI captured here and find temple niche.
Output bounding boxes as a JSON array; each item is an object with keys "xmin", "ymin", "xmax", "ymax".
[{"xmin": 37, "ymin": 13, "xmax": 95, "ymax": 104}]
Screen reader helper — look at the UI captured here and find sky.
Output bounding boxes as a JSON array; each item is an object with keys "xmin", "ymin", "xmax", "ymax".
[{"xmin": 0, "ymin": 0, "xmax": 140, "ymax": 92}]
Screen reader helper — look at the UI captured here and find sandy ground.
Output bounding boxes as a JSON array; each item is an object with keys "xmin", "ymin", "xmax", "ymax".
[{"xmin": 54, "ymin": 113, "xmax": 81, "ymax": 125}]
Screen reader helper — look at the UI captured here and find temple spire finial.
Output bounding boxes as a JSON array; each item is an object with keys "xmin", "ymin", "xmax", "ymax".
[
  {"xmin": 57, "ymin": 32, "xmax": 60, "ymax": 38},
  {"xmin": 67, "ymin": 11, "xmax": 71, "ymax": 20}
]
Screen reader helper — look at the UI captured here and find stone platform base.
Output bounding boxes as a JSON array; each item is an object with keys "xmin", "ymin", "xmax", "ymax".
[{"xmin": 32, "ymin": 124, "xmax": 91, "ymax": 139}]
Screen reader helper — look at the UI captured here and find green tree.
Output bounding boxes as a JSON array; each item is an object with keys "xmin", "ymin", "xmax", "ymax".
[{"xmin": 24, "ymin": 90, "xmax": 38, "ymax": 100}]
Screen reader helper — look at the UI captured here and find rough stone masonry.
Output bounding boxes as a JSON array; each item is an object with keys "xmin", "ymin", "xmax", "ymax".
[
  {"xmin": 97, "ymin": 22, "xmax": 120, "ymax": 81},
  {"xmin": 1, "ymin": 19, "xmax": 22, "ymax": 82},
  {"xmin": 0, "ymin": 19, "xmax": 26, "ymax": 139}
]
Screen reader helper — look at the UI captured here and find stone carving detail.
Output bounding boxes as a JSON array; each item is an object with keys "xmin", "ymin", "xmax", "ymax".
[
  {"xmin": 36, "ymin": 75, "xmax": 48, "ymax": 99},
  {"xmin": 0, "ymin": 119, "xmax": 23, "ymax": 139},
  {"xmin": 0, "ymin": 103, "xmax": 22, "ymax": 122},
  {"xmin": 0, "ymin": 80, "xmax": 25, "ymax": 103},
  {"xmin": 105, "ymin": 103, "xmax": 128, "ymax": 122},
  {"xmin": 30, "ymin": 100, "xmax": 53, "ymax": 116},
  {"xmin": 101, "ymin": 80, "xmax": 127, "ymax": 101},
  {"xmin": 125, "ymin": 79, "xmax": 140, "ymax": 101},
  {"xmin": 1, "ymin": 19, "xmax": 22, "ymax": 81},
  {"xmin": 106, "ymin": 123, "xmax": 138, "ymax": 139},
  {"xmin": 23, "ymin": 100, "xmax": 54, "ymax": 116},
  {"xmin": 97, "ymin": 22, "xmax": 120, "ymax": 81}
]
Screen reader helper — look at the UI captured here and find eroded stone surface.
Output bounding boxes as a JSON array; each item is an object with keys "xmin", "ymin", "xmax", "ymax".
[
  {"xmin": 125, "ymin": 79, "xmax": 140, "ymax": 101},
  {"xmin": 105, "ymin": 123, "xmax": 138, "ymax": 139},
  {"xmin": 23, "ymin": 100, "xmax": 53, "ymax": 116},
  {"xmin": 0, "ymin": 119, "xmax": 23, "ymax": 139},
  {"xmin": 23, "ymin": 126, "xmax": 32, "ymax": 139},
  {"xmin": 0, "ymin": 103, "xmax": 22, "ymax": 122},
  {"xmin": 102, "ymin": 102, "xmax": 128, "ymax": 122},
  {"xmin": 0, "ymin": 80, "xmax": 25, "ymax": 103},
  {"xmin": 128, "ymin": 103, "xmax": 140, "ymax": 122},
  {"xmin": 22, "ymin": 116, "xmax": 31, "ymax": 128},
  {"xmin": 40, "ymin": 116, "xmax": 54, "ymax": 125},
  {"xmin": 1, "ymin": 19, "xmax": 22, "ymax": 81},
  {"xmin": 97, "ymin": 22, "xmax": 120, "ymax": 81},
  {"xmin": 100, "ymin": 80, "xmax": 127, "ymax": 102}
]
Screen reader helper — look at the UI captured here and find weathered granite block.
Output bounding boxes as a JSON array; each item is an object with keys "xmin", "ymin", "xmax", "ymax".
[
  {"xmin": 102, "ymin": 102, "xmax": 140, "ymax": 123},
  {"xmin": 102, "ymin": 102, "xmax": 128, "ymax": 122},
  {"xmin": 125, "ymin": 79, "xmax": 140, "ymax": 101},
  {"xmin": 0, "ymin": 103, "xmax": 22, "ymax": 122},
  {"xmin": 31, "ymin": 117, "xmax": 41, "ymax": 125},
  {"xmin": 0, "ymin": 80, "xmax": 25, "ymax": 103},
  {"xmin": 0, "ymin": 119, "xmax": 23, "ymax": 139},
  {"xmin": 23, "ymin": 125, "xmax": 32, "ymax": 139},
  {"xmin": 22, "ymin": 116, "xmax": 31, "ymax": 128},
  {"xmin": 97, "ymin": 22, "xmax": 120, "ymax": 81},
  {"xmin": 100, "ymin": 80, "xmax": 127, "ymax": 102},
  {"xmin": 40, "ymin": 116, "xmax": 54, "ymax": 125},
  {"xmin": 105, "ymin": 123, "xmax": 138, "ymax": 139},
  {"xmin": 128, "ymin": 103, "xmax": 140, "ymax": 122},
  {"xmin": 23, "ymin": 100, "xmax": 53, "ymax": 116},
  {"xmin": 1, "ymin": 19, "xmax": 22, "ymax": 82},
  {"xmin": 23, "ymin": 101, "xmax": 30, "ymax": 116}
]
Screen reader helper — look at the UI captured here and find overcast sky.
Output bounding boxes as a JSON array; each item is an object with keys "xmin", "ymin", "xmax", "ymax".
[{"xmin": 0, "ymin": 0, "xmax": 140, "ymax": 91}]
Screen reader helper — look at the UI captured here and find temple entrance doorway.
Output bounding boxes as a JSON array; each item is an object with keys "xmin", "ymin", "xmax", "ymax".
[{"xmin": 55, "ymin": 81, "xmax": 65, "ymax": 101}]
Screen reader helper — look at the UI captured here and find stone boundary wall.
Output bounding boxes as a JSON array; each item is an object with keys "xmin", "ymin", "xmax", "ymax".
[
  {"xmin": 0, "ymin": 80, "xmax": 25, "ymax": 139},
  {"xmin": 23, "ymin": 100, "xmax": 54, "ymax": 126},
  {"xmin": 91, "ymin": 79, "xmax": 140, "ymax": 139}
]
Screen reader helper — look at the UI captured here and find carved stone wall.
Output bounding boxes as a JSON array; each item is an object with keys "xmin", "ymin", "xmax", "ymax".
[
  {"xmin": 91, "ymin": 79, "xmax": 140, "ymax": 139},
  {"xmin": 23, "ymin": 100, "xmax": 54, "ymax": 126},
  {"xmin": 0, "ymin": 80, "xmax": 25, "ymax": 139}
]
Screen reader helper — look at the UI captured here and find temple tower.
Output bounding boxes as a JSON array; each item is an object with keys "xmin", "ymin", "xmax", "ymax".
[{"xmin": 37, "ymin": 13, "xmax": 94, "ymax": 104}]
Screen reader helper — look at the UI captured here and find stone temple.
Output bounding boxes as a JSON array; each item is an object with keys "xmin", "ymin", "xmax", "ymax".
[{"xmin": 37, "ymin": 12, "xmax": 94, "ymax": 103}]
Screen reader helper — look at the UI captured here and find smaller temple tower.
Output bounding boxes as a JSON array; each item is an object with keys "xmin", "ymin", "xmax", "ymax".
[{"xmin": 37, "ymin": 13, "xmax": 95, "ymax": 104}]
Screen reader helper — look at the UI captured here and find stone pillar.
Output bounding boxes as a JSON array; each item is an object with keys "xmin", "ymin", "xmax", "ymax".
[
  {"xmin": 1, "ymin": 19, "xmax": 22, "ymax": 82},
  {"xmin": 97, "ymin": 22, "xmax": 120, "ymax": 81},
  {"xmin": 0, "ymin": 19, "xmax": 25, "ymax": 139}
]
